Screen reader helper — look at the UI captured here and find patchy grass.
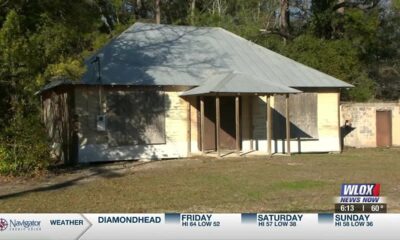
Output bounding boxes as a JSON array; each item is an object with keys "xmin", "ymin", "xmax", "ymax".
[
  {"xmin": 0, "ymin": 148, "xmax": 399, "ymax": 213},
  {"xmin": 272, "ymin": 180, "xmax": 327, "ymax": 190}
]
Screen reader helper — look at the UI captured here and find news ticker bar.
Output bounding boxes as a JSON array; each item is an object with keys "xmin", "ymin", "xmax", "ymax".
[{"xmin": 1, "ymin": 213, "xmax": 400, "ymax": 240}]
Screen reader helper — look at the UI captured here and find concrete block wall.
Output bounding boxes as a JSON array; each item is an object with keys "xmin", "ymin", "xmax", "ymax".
[{"xmin": 340, "ymin": 102, "xmax": 400, "ymax": 148}]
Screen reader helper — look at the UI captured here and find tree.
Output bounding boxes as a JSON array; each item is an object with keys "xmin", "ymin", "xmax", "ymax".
[
  {"xmin": 279, "ymin": 0, "xmax": 290, "ymax": 36},
  {"xmin": 0, "ymin": 0, "xmax": 110, "ymax": 175},
  {"xmin": 369, "ymin": 1, "xmax": 400, "ymax": 99},
  {"xmin": 155, "ymin": 0, "xmax": 161, "ymax": 23},
  {"xmin": 0, "ymin": 0, "xmax": 398, "ymax": 175},
  {"xmin": 190, "ymin": 0, "xmax": 196, "ymax": 24}
]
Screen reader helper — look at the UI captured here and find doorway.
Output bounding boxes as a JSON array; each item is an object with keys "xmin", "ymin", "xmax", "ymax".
[
  {"xmin": 200, "ymin": 96, "xmax": 238, "ymax": 151},
  {"xmin": 376, "ymin": 110, "xmax": 392, "ymax": 147}
]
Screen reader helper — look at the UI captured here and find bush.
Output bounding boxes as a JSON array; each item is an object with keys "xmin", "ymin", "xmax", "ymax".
[{"xmin": 0, "ymin": 113, "xmax": 51, "ymax": 176}]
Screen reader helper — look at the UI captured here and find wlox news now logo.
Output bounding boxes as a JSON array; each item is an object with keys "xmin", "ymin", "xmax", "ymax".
[{"xmin": 338, "ymin": 183, "xmax": 383, "ymax": 203}]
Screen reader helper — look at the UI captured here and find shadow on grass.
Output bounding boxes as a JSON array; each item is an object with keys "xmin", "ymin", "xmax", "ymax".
[{"xmin": 0, "ymin": 160, "xmax": 153, "ymax": 200}]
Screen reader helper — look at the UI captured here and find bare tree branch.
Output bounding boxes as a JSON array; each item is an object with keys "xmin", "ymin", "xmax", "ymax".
[{"xmin": 333, "ymin": 0, "xmax": 381, "ymax": 11}]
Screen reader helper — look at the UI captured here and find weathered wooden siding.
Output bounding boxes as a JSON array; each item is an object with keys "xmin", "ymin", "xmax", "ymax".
[
  {"xmin": 240, "ymin": 96, "xmax": 253, "ymax": 152},
  {"xmin": 252, "ymin": 95, "xmax": 268, "ymax": 144},
  {"xmin": 75, "ymin": 87, "xmax": 189, "ymax": 162},
  {"xmin": 241, "ymin": 92, "xmax": 341, "ymax": 153},
  {"xmin": 274, "ymin": 93, "xmax": 318, "ymax": 139},
  {"xmin": 42, "ymin": 88, "xmax": 76, "ymax": 164},
  {"xmin": 72, "ymin": 88, "xmax": 342, "ymax": 161}
]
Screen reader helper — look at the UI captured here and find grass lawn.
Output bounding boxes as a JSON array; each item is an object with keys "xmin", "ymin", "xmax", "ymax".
[{"xmin": 0, "ymin": 148, "xmax": 399, "ymax": 213}]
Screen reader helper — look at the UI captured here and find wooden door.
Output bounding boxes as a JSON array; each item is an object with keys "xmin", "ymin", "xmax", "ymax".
[
  {"xmin": 376, "ymin": 110, "xmax": 392, "ymax": 147},
  {"xmin": 203, "ymin": 97, "xmax": 216, "ymax": 150}
]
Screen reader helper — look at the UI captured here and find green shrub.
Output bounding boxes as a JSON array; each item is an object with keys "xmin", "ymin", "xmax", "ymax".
[{"xmin": 0, "ymin": 114, "xmax": 51, "ymax": 176}]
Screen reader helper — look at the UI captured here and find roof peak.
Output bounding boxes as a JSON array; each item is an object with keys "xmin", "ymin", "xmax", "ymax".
[{"xmin": 132, "ymin": 21, "xmax": 224, "ymax": 31}]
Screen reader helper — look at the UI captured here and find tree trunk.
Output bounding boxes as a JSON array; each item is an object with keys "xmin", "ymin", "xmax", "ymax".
[
  {"xmin": 279, "ymin": 0, "xmax": 290, "ymax": 36},
  {"xmin": 134, "ymin": 0, "xmax": 143, "ymax": 19},
  {"xmin": 213, "ymin": 0, "xmax": 223, "ymax": 16},
  {"xmin": 155, "ymin": 0, "xmax": 160, "ymax": 24},
  {"xmin": 190, "ymin": 0, "xmax": 196, "ymax": 24}
]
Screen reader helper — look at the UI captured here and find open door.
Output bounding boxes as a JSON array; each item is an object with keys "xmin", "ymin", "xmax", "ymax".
[
  {"xmin": 219, "ymin": 97, "xmax": 237, "ymax": 150},
  {"xmin": 199, "ymin": 96, "xmax": 238, "ymax": 151}
]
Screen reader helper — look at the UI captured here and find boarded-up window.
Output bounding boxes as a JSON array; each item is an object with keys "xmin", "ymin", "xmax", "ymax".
[
  {"xmin": 273, "ymin": 93, "xmax": 318, "ymax": 139},
  {"xmin": 107, "ymin": 90, "xmax": 165, "ymax": 146}
]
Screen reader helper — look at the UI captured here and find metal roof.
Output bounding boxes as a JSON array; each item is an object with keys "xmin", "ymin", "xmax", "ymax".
[
  {"xmin": 81, "ymin": 22, "xmax": 352, "ymax": 88},
  {"xmin": 40, "ymin": 22, "xmax": 353, "ymax": 93},
  {"xmin": 35, "ymin": 77, "xmax": 74, "ymax": 95},
  {"xmin": 181, "ymin": 72, "xmax": 301, "ymax": 96}
]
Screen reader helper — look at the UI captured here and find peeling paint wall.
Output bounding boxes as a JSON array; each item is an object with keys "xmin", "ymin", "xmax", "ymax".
[
  {"xmin": 72, "ymin": 88, "xmax": 343, "ymax": 162},
  {"xmin": 340, "ymin": 102, "xmax": 400, "ymax": 148},
  {"xmin": 188, "ymin": 96, "xmax": 199, "ymax": 152},
  {"xmin": 75, "ymin": 87, "xmax": 189, "ymax": 162},
  {"xmin": 241, "ymin": 92, "xmax": 341, "ymax": 153}
]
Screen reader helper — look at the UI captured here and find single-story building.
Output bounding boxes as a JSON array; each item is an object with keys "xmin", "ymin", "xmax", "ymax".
[{"xmin": 38, "ymin": 22, "xmax": 353, "ymax": 164}]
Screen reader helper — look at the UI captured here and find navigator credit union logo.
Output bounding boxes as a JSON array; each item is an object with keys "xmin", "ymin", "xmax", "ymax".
[
  {"xmin": 0, "ymin": 218, "xmax": 8, "ymax": 231},
  {"xmin": 0, "ymin": 217, "xmax": 41, "ymax": 232}
]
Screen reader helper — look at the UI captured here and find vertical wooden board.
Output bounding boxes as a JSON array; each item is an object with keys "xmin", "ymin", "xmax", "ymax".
[
  {"xmin": 187, "ymin": 98, "xmax": 191, "ymax": 155},
  {"xmin": 200, "ymin": 96, "xmax": 205, "ymax": 153},
  {"xmin": 74, "ymin": 87, "xmax": 88, "ymax": 118},
  {"xmin": 216, "ymin": 96, "xmax": 221, "ymax": 156},
  {"xmin": 235, "ymin": 96, "xmax": 240, "ymax": 153},
  {"xmin": 248, "ymin": 96, "xmax": 253, "ymax": 150},
  {"xmin": 239, "ymin": 96, "xmax": 254, "ymax": 150},
  {"xmin": 274, "ymin": 93, "xmax": 318, "ymax": 139},
  {"xmin": 252, "ymin": 96, "xmax": 267, "ymax": 141},
  {"xmin": 285, "ymin": 94, "xmax": 291, "ymax": 155},
  {"xmin": 42, "ymin": 91, "xmax": 71, "ymax": 163},
  {"xmin": 267, "ymin": 95, "xmax": 272, "ymax": 155},
  {"xmin": 74, "ymin": 87, "xmax": 88, "ymax": 141},
  {"xmin": 85, "ymin": 87, "xmax": 99, "ymax": 144}
]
